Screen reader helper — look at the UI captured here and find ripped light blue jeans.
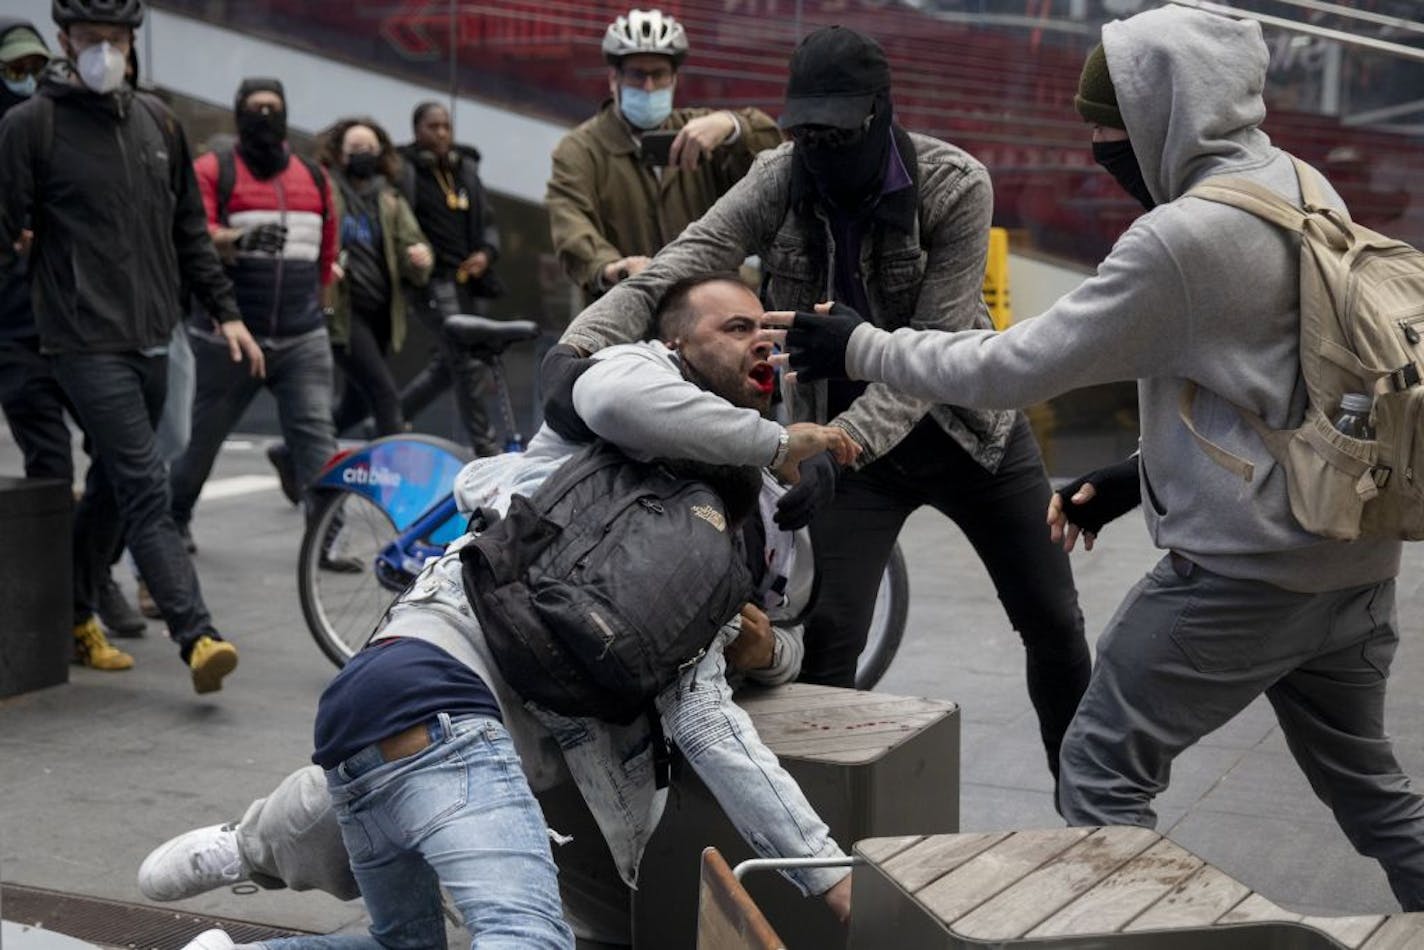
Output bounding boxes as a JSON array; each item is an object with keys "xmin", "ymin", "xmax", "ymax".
[{"xmin": 259, "ymin": 713, "xmax": 573, "ymax": 950}]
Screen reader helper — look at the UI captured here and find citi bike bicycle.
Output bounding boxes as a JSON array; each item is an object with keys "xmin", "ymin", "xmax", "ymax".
[{"xmin": 296, "ymin": 315, "xmax": 909, "ymax": 689}]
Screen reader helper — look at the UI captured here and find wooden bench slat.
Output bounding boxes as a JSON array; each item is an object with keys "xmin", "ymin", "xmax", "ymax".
[
  {"xmin": 696, "ymin": 847, "xmax": 785, "ymax": 950},
  {"xmin": 916, "ymin": 828, "xmax": 1093, "ymax": 926},
  {"xmin": 735, "ymin": 684, "xmax": 905, "ymax": 713},
  {"xmin": 746, "ymin": 694, "xmax": 953, "ymax": 722},
  {"xmin": 755, "ymin": 705, "xmax": 947, "ymax": 738},
  {"xmin": 1217, "ymin": 892, "xmax": 1299, "ymax": 925},
  {"xmin": 954, "ymin": 826, "xmax": 1162, "ymax": 939},
  {"xmin": 857, "ymin": 835, "xmax": 924, "ymax": 864},
  {"xmin": 1301, "ymin": 914, "xmax": 1387, "ymax": 948},
  {"xmin": 763, "ymin": 715, "xmax": 945, "ymax": 756},
  {"xmin": 883, "ymin": 832, "xmax": 1012, "ymax": 893},
  {"xmin": 1123, "ymin": 864, "xmax": 1251, "ymax": 932},
  {"xmin": 1027, "ymin": 836, "xmax": 1204, "ymax": 938},
  {"xmin": 1361, "ymin": 913, "xmax": 1424, "ymax": 950}
]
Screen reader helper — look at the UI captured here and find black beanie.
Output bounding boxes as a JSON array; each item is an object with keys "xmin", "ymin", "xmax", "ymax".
[
  {"xmin": 234, "ymin": 77, "xmax": 285, "ymax": 114},
  {"xmin": 1074, "ymin": 44, "xmax": 1124, "ymax": 129}
]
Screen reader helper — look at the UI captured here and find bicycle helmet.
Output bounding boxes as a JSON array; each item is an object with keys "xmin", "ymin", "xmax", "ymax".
[
  {"xmin": 602, "ymin": 9, "xmax": 689, "ymax": 66},
  {"xmin": 53, "ymin": 0, "xmax": 145, "ymax": 28}
]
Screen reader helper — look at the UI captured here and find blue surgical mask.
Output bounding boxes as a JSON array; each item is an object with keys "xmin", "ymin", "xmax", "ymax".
[
  {"xmin": 619, "ymin": 85, "xmax": 673, "ymax": 130},
  {"xmin": 3, "ymin": 74, "xmax": 38, "ymax": 98}
]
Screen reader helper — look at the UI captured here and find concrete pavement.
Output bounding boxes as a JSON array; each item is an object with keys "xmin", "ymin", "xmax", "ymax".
[{"xmin": 1, "ymin": 426, "xmax": 1421, "ymax": 938}]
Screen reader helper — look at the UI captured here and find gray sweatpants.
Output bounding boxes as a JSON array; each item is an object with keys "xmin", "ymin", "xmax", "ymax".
[
  {"xmin": 235, "ymin": 765, "xmax": 359, "ymax": 902},
  {"xmin": 1059, "ymin": 554, "xmax": 1424, "ymax": 910}
]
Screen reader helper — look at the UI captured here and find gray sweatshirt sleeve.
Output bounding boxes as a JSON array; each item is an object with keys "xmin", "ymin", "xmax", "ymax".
[
  {"xmin": 846, "ymin": 221, "xmax": 1190, "ymax": 409},
  {"xmin": 739, "ymin": 622, "xmax": 804, "ymax": 687},
  {"xmin": 571, "ymin": 346, "xmax": 784, "ymax": 466}
]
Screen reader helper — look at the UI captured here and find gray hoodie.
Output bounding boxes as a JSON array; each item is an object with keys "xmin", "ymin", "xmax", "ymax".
[{"xmin": 845, "ymin": 6, "xmax": 1401, "ymax": 592}]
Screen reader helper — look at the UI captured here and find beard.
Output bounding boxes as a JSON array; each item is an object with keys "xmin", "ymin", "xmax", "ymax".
[{"xmin": 678, "ymin": 350, "xmax": 771, "ymax": 415}]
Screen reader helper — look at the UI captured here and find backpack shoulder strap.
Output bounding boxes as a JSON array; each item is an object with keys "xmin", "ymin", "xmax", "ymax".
[
  {"xmin": 1188, "ymin": 174, "xmax": 1309, "ymax": 233},
  {"xmin": 214, "ymin": 147, "xmax": 236, "ymax": 227},
  {"xmin": 33, "ymin": 94, "xmax": 55, "ymax": 187},
  {"xmin": 295, "ymin": 154, "xmax": 330, "ymax": 223},
  {"xmin": 133, "ymin": 92, "xmax": 183, "ymax": 185},
  {"xmin": 1288, "ymin": 154, "xmax": 1333, "ymax": 214}
]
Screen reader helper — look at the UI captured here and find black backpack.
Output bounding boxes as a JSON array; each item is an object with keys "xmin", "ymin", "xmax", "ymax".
[{"xmin": 459, "ymin": 442, "xmax": 755, "ymax": 727}]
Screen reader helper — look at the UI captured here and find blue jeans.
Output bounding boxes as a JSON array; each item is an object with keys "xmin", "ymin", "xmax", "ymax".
[
  {"xmin": 170, "ymin": 329, "xmax": 335, "ymax": 526},
  {"xmin": 262, "ymin": 713, "xmax": 572, "ymax": 950},
  {"xmin": 52, "ymin": 350, "xmax": 217, "ymax": 645}
]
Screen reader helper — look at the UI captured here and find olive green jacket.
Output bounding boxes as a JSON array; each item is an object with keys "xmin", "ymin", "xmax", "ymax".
[
  {"xmin": 546, "ymin": 101, "xmax": 782, "ymax": 301},
  {"xmin": 327, "ymin": 175, "xmax": 432, "ymax": 353}
]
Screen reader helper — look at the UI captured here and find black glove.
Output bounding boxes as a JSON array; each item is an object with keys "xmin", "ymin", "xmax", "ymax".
[
  {"xmin": 774, "ymin": 450, "xmax": 839, "ymax": 530},
  {"xmin": 1056, "ymin": 457, "xmax": 1142, "ymax": 536},
  {"xmin": 784, "ymin": 301, "xmax": 865, "ymax": 383},
  {"xmin": 236, "ymin": 222, "xmax": 288, "ymax": 254},
  {"xmin": 540, "ymin": 343, "xmax": 598, "ymax": 443}
]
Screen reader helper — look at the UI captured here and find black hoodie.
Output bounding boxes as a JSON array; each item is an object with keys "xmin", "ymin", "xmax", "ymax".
[{"xmin": 0, "ymin": 59, "xmax": 239, "ymax": 354}]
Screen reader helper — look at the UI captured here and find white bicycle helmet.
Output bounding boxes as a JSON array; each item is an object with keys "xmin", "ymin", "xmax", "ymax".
[{"xmin": 602, "ymin": 9, "xmax": 689, "ymax": 66}]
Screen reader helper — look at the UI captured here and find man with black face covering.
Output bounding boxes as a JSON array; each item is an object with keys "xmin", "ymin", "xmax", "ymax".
[
  {"xmin": 556, "ymin": 26, "xmax": 1091, "ymax": 794},
  {"xmin": 169, "ymin": 78, "xmax": 340, "ymax": 539},
  {"xmin": 772, "ymin": 7, "xmax": 1424, "ymax": 910}
]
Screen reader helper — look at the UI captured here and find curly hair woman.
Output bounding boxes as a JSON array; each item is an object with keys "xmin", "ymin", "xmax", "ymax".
[{"xmin": 317, "ymin": 117, "xmax": 432, "ymax": 436}]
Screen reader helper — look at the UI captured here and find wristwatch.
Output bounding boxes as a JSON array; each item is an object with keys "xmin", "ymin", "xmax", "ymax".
[{"xmin": 769, "ymin": 429, "xmax": 791, "ymax": 469}]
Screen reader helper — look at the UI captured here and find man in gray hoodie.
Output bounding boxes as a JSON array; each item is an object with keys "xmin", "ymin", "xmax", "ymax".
[{"xmin": 773, "ymin": 6, "xmax": 1424, "ymax": 909}]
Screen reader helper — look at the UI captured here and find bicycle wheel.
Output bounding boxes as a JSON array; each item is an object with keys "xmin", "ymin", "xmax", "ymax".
[
  {"xmin": 298, "ymin": 490, "xmax": 406, "ymax": 668},
  {"xmin": 854, "ymin": 543, "xmax": 910, "ymax": 691}
]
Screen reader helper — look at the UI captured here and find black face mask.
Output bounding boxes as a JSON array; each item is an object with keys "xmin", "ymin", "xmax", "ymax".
[
  {"xmin": 1093, "ymin": 139, "xmax": 1156, "ymax": 211},
  {"xmin": 235, "ymin": 108, "xmax": 288, "ymax": 179},
  {"xmin": 796, "ymin": 98, "xmax": 895, "ymax": 210},
  {"xmin": 345, "ymin": 152, "xmax": 380, "ymax": 180}
]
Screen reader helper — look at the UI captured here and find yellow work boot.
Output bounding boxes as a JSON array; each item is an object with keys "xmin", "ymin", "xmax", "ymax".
[
  {"xmin": 73, "ymin": 617, "xmax": 135, "ymax": 671},
  {"xmin": 188, "ymin": 636, "xmax": 238, "ymax": 694}
]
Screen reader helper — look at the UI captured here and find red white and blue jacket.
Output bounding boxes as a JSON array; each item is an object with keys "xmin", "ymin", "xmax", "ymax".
[{"xmin": 192, "ymin": 148, "xmax": 338, "ymax": 339}]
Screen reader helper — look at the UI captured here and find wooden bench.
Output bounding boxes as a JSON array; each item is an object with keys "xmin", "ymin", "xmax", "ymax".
[
  {"xmin": 851, "ymin": 827, "xmax": 1424, "ymax": 948},
  {"xmin": 538, "ymin": 682, "xmax": 960, "ymax": 949},
  {"xmin": 696, "ymin": 847, "xmax": 786, "ymax": 950}
]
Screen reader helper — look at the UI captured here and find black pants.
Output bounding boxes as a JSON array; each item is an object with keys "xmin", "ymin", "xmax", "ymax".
[
  {"xmin": 334, "ymin": 311, "xmax": 402, "ymax": 437},
  {"xmin": 0, "ymin": 336, "xmax": 76, "ymax": 482},
  {"xmin": 401, "ymin": 278, "xmax": 498, "ymax": 455},
  {"xmin": 51, "ymin": 351, "xmax": 217, "ymax": 650},
  {"xmin": 801, "ymin": 416, "xmax": 1091, "ymax": 777}
]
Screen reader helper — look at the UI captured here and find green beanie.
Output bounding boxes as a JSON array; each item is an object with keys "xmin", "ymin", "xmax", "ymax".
[{"xmin": 1075, "ymin": 43, "xmax": 1124, "ymax": 129}]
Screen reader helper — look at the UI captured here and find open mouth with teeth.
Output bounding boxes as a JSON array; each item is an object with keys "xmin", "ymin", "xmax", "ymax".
[{"xmin": 749, "ymin": 362, "xmax": 776, "ymax": 394}]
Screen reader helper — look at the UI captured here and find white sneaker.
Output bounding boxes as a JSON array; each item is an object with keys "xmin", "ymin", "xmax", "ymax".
[
  {"xmin": 138, "ymin": 822, "xmax": 246, "ymax": 901},
  {"xmin": 181, "ymin": 929, "xmax": 236, "ymax": 950}
]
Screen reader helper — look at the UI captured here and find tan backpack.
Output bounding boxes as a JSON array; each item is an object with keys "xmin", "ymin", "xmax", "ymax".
[{"xmin": 1179, "ymin": 155, "xmax": 1424, "ymax": 541}]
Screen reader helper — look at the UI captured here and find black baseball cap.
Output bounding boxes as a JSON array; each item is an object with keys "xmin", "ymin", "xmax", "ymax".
[{"xmin": 780, "ymin": 26, "xmax": 891, "ymax": 130}]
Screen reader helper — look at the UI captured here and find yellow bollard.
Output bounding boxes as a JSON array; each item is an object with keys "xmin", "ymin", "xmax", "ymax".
[{"xmin": 982, "ymin": 227, "xmax": 1012, "ymax": 330}]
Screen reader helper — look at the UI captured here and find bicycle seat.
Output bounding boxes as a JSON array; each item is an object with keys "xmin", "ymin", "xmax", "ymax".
[{"xmin": 443, "ymin": 315, "xmax": 541, "ymax": 353}]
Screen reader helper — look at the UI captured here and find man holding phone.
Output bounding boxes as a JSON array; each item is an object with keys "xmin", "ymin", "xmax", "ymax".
[{"xmin": 546, "ymin": 8, "xmax": 782, "ymax": 303}]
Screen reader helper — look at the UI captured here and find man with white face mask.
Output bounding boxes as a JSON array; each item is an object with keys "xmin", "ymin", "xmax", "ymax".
[
  {"xmin": 0, "ymin": 0, "xmax": 263, "ymax": 694},
  {"xmin": 546, "ymin": 8, "xmax": 781, "ymax": 303}
]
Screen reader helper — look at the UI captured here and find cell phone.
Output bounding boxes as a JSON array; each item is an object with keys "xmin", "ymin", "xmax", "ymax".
[{"xmin": 640, "ymin": 130, "xmax": 678, "ymax": 167}]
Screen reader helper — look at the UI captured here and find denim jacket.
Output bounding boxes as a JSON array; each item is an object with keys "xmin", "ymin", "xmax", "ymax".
[
  {"xmin": 562, "ymin": 129, "xmax": 1017, "ymax": 471},
  {"xmin": 378, "ymin": 455, "xmax": 845, "ymax": 897}
]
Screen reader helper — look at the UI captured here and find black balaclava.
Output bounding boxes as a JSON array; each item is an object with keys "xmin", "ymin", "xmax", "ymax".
[
  {"xmin": 1093, "ymin": 139, "xmax": 1155, "ymax": 211},
  {"xmin": 234, "ymin": 77, "xmax": 289, "ymax": 179},
  {"xmin": 797, "ymin": 91, "xmax": 895, "ymax": 211}
]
